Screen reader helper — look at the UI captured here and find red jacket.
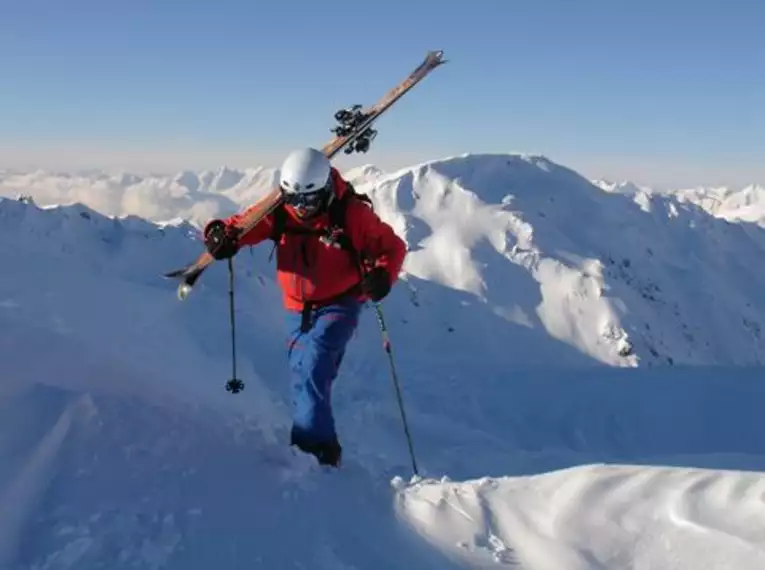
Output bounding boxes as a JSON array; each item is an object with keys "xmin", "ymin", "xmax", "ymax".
[{"xmin": 218, "ymin": 168, "xmax": 407, "ymax": 312}]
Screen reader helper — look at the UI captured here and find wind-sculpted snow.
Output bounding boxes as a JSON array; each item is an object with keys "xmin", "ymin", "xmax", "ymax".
[{"xmin": 398, "ymin": 463, "xmax": 765, "ymax": 569}]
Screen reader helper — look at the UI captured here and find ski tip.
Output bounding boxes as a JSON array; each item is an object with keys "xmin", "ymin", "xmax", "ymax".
[{"xmin": 428, "ymin": 50, "xmax": 447, "ymax": 64}]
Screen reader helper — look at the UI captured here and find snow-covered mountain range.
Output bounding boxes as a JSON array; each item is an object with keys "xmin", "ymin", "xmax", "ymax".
[
  {"xmin": 0, "ymin": 166, "xmax": 279, "ymax": 229},
  {"xmin": 6, "ymin": 160, "xmax": 765, "ymax": 229},
  {"xmin": 2, "ymin": 153, "xmax": 764, "ymax": 569},
  {"xmin": 593, "ymin": 177, "xmax": 765, "ymax": 225},
  {"xmin": 5, "ymin": 154, "xmax": 763, "ymax": 367}
]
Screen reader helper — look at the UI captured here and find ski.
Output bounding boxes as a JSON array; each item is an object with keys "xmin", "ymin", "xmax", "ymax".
[{"xmin": 164, "ymin": 49, "xmax": 447, "ymax": 300}]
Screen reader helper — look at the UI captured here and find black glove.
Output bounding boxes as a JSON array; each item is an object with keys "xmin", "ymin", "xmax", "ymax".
[
  {"xmin": 362, "ymin": 266, "xmax": 391, "ymax": 302},
  {"xmin": 204, "ymin": 220, "xmax": 239, "ymax": 260}
]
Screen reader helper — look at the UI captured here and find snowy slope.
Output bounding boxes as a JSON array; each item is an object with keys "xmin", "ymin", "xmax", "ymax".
[
  {"xmin": 2, "ymin": 153, "xmax": 765, "ymax": 569},
  {"xmin": 400, "ymin": 461, "xmax": 765, "ymax": 569},
  {"xmin": 349, "ymin": 154, "xmax": 765, "ymax": 366}
]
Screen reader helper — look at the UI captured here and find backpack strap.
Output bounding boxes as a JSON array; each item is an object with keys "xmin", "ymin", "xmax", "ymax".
[
  {"xmin": 267, "ymin": 204, "xmax": 287, "ymax": 262},
  {"xmin": 323, "ymin": 184, "xmax": 374, "ymax": 275},
  {"xmin": 270, "ymin": 203, "xmax": 284, "ymax": 241}
]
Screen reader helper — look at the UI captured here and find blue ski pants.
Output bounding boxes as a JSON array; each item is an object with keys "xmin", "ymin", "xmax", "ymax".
[{"xmin": 285, "ymin": 297, "xmax": 362, "ymax": 445}]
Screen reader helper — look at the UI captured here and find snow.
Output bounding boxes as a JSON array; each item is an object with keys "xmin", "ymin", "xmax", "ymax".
[
  {"xmin": 1, "ymin": 152, "xmax": 765, "ymax": 569},
  {"xmin": 592, "ymin": 178, "xmax": 765, "ymax": 227},
  {"xmin": 399, "ymin": 462, "xmax": 765, "ymax": 569},
  {"xmin": 0, "ymin": 166, "xmax": 278, "ymax": 229}
]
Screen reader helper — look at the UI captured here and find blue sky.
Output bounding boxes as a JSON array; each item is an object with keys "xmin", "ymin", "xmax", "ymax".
[{"xmin": 1, "ymin": 0, "xmax": 763, "ymax": 188}]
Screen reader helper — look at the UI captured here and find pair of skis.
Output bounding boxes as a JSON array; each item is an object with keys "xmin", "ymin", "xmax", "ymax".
[{"xmin": 164, "ymin": 50, "xmax": 447, "ymax": 300}]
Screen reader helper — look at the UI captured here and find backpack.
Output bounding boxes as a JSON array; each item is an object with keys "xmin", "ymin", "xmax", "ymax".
[{"xmin": 268, "ymin": 183, "xmax": 374, "ymax": 275}]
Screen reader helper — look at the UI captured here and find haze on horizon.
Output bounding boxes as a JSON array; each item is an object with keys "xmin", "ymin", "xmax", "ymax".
[{"xmin": 2, "ymin": 0, "xmax": 762, "ymax": 190}]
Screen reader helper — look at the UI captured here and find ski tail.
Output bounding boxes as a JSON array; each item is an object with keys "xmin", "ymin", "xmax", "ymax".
[{"xmin": 162, "ymin": 186, "xmax": 284, "ymax": 294}]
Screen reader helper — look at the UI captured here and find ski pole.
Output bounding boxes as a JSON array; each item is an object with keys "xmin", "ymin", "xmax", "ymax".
[
  {"xmin": 373, "ymin": 302, "xmax": 419, "ymax": 476},
  {"xmin": 225, "ymin": 258, "xmax": 244, "ymax": 394}
]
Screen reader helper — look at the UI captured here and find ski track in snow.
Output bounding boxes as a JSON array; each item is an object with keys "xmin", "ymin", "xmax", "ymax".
[{"xmin": 1, "ymin": 153, "xmax": 765, "ymax": 569}]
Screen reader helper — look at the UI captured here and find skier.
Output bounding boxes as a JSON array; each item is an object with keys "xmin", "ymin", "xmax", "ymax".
[{"xmin": 202, "ymin": 148, "xmax": 407, "ymax": 467}]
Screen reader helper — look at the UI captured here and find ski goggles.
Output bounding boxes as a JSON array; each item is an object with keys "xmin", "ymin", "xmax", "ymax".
[
  {"xmin": 282, "ymin": 184, "xmax": 331, "ymax": 209},
  {"xmin": 284, "ymin": 188, "xmax": 327, "ymax": 208}
]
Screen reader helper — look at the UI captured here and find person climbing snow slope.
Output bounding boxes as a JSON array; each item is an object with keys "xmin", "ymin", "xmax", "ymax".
[{"xmin": 202, "ymin": 147, "xmax": 407, "ymax": 467}]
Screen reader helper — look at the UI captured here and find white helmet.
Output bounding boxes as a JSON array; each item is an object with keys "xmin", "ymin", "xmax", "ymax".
[
  {"xmin": 278, "ymin": 148, "xmax": 334, "ymax": 218},
  {"xmin": 279, "ymin": 148, "xmax": 331, "ymax": 195}
]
